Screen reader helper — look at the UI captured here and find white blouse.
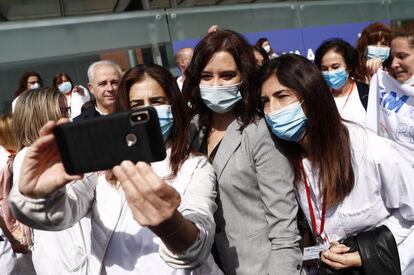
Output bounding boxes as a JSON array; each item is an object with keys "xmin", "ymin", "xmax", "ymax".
[
  {"xmin": 334, "ymin": 83, "xmax": 367, "ymax": 126},
  {"xmin": 297, "ymin": 123, "xmax": 414, "ymax": 274}
]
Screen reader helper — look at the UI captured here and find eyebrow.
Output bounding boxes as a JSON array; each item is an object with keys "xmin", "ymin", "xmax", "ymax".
[
  {"xmin": 272, "ymin": 89, "xmax": 290, "ymax": 96},
  {"xmin": 149, "ymin": 96, "xmax": 167, "ymax": 101}
]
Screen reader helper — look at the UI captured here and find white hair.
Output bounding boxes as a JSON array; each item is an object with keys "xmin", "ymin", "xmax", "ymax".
[{"xmin": 87, "ymin": 60, "xmax": 122, "ymax": 83}]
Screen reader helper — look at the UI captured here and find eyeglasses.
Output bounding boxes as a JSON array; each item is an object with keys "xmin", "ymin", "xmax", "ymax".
[{"xmin": 60, "ymin": 106, "xmax": 71, "ymax": 117}]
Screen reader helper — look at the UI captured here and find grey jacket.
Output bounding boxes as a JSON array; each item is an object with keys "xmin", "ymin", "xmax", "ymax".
[{"xmin": 192, "ymin": 118, "xmax": 302, "ymax": 275}]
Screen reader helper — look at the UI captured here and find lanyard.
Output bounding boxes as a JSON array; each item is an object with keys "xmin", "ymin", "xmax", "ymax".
[
  {"xmin": 301, "ymin": 162, "xmax": 327, "ymax": 243},
  {"xmin": 340, "ymin": 80, "xmax": 355, "ymax": 113}
]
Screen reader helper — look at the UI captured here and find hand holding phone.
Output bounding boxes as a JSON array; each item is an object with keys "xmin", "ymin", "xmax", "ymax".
[{"xmin": 54, "ymin": 106, "xmax": 167, "ymax": 175}]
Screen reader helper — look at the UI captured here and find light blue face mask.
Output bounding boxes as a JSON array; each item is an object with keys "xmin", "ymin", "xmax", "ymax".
[
  {"xmin": 265, "ymin": 101, "xmax": 307, "ymax": 142},
  {"xmin": 322, "ymin": 68, "xmax": 349, "ymax": 90},
  {"xmin": 58, "ymin": 81, "xmax": 72, "ymax": 94},
  {"xmin": 199, "ymin": 83, "xmax": 242, "ymax": 113},
  {"xmin": 366, "ymin": 45, "xmax": 390, "ymax": 61},
  {"xmin": 153, "ymin": 105, "xmax": 173, "ymax": 140}
]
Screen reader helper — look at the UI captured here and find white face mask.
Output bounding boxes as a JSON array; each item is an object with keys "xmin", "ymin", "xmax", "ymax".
[
  {"xmin": 58, "ymin": 81, "xmax": 73, "ymax": 94},
  {"xmin": 199, "ymin": 83, "xmax": 242, "ymax": 113},
  {"xmin": 30, "ymin": 82, "xmax": 40, "ymax": 89},
  {"xmin": 263, "ymin": 45, "xmax": 271, "ymax": 53}
]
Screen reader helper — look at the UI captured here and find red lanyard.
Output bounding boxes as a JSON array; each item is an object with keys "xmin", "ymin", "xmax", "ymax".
[
  {"xmin": 6, "ymin": 149, "xmax": 15, "ymax": 155},
  {"xmin": 301, "ymin": 162, "xmax": 327, "ymax": 243},
  {"xmin": 340, "ymin": 81, "xmax": 355, "ymax": 113}
]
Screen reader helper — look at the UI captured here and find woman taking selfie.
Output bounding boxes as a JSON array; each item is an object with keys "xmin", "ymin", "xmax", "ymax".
[
  {"xmin": 258, "ymin": 54, "xmax": 414, "ymax": 275},
  {"xmin": 183, "ymin": 30, "xmax": 302, "ymax": 275},
  {"xmin": 9, "ymin": 65, "xmax": 221, "ymax": 275}
]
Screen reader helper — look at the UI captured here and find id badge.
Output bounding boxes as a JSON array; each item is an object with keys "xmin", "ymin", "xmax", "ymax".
[{"xmin": 303, "ymin": 244, "xmax": 325, "ymax": 261}]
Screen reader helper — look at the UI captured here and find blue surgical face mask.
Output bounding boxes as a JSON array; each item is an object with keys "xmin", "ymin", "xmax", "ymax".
[
  {"xmin": 58, "ymin": 81, "xmax": 72, "ymax": 94},
  {"xmin": 366, "ymin": 45, "xmax": 390, "ymax": 61},
  {"xmin": 322, "ymin": 68, "xmax": 349, "ymax": 90},
  {"xmin": 265, "ymin": 101, "xmax": 307, "ymax": 142},
  {"xmin": 153, "ymin": 105, "xmax": 173, "ymax": 140},
  {"xmin": 199, "ymin": 83, "xmax": 242, "ymax": 113}
]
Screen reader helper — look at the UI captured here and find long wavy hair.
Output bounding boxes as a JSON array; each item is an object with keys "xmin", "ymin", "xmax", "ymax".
[
  {"xmin": 183, "ymin": 30, "xmax": 259, "ymax": 131},
  {"xmin": 257, "ymin": 54, "xmax": 355, "ymax": 208},
  {"xmin": 114, "ymin": 64, "xmax": 192, "ymax": 180},
  {"xmin": 15, "ymin": 71, "xmax": 43, "ymax": 97}
]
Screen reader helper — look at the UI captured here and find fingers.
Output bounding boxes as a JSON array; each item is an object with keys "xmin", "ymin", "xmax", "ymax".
[
  {"xmin": 329, "ymin": 243, "xmax": 350, "ymax": 254},
  {"xmin": 57, "ymin": 118, "xmax": 70, "ymax": 125},
  {"xmin": 113, "ymin": 161, "xmax": 180, "ymax": 226},
  {"xmin": 321, "ymin": 250, "xmax": 346, "ymax": 270},
  {"xmin": 321, "ymin": 248, "xmax": 359, "ymax": 270},
  {"xmin": 39, "ymin": 121, "xmax": 57, "ymax": 137}
]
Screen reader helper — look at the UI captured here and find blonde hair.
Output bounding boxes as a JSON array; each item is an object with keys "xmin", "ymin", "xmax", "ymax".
[
  {"xmin": 13, "ymin": 87, "xmax": 65, "ymax": 151},
  {"xmin": 0, "ymin": 113, "xmax": 16, "ymax": 151}
]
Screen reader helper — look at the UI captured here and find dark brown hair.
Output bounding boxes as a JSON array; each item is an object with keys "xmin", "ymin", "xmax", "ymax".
[
  {"xmin": 52, "ymin": 72, "xmax": 73, "ymax": 89},
  {"xmin": 257, "ymin": 54, "xmax": 355, "ymax": 208},
  {"xmin": 314, "ymin": 38, "xmax": 359, "ymax": 78},
  {"xmin": 183, "ymin": 30, "xmax": 259, "ymax": 131},
  {"xmin": 114, "ymin": 64, "xmax": 192, "ymax": 180},
  {"xmin": 355, "ymin": 23, "xmax": 391, "ymax": 82},
  {"xmin": 15, "ymin": 71, "xmax": 43, "ymax": 97}
]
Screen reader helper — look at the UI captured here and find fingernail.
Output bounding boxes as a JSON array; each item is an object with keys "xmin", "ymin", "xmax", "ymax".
[{"xmin": 137, "ymin": 162, "xmax": 146, "ymax": 169}]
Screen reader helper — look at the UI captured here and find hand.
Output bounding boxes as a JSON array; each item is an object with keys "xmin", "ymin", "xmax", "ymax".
[
  {"xmin": 113, "ymin": 161, "xmax": 181, "ymax": 227},
  {"xmin": 321, "ymin": 241, "xmax": 362, "ymax": 269},
  {"xmin": 208, "ymin": 25, "xmax": 220, "ymax": 33},
  {"xmin": 366, "ymin": 58, "xmax": 383, "ymax": 75},
  {"xmin": 19, "ymin": 119, "xmax": 83, "ymax": 198},
  {"xmin": 72, "ymin": 85, "xmax": 85, "ymax": 96}
]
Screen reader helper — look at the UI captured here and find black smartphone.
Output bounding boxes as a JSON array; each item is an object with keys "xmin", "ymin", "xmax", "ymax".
[{"xmin": 54, "ymin": 106, "xmax": 167, "ymax": 175}]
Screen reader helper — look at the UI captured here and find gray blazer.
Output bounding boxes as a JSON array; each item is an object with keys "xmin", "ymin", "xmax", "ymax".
[{"xmin": 192, "ymin": 118, "xmax": 302, "ymax": 275}]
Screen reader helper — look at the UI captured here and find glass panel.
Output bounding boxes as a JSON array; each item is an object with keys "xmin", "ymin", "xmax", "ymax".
[
  {"xmin": 0, "ymin": 10, "xmax": 170, "ymax": 64},
  {"xmin": 389, "ymin": 0, "xmax": 414, "ymax": 21},
  {"xmin": 167, "ymin": 3, "xmax": 300, "ymax": 41},
  {"xmin": 298, "ymin": 0, "xmax": 389, "ymax": 27},
  {"xmin": 63, "ymin": 0, "xmax": 118, "ymax": 16},
  {"xmin": 0, "ymin": 0, "xmax": 60, "ymax": 20}
]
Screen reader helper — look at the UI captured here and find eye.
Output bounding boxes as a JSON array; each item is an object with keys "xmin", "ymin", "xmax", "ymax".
[
  {"xmin": 200, "ymin": 74, "xmax": 212, "ymax": 81},
  {"xmin": 130, "ymin": 102, "xmax": 143, "ymax": 109},
  {"xmin": 221, "ymin": 73, "xmax": 236, "ymax": 80}
]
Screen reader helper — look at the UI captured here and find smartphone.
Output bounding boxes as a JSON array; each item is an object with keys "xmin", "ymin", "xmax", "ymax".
[{"xmin": 54, "ymin": 106, "xmax": 167, "ymax": 175}]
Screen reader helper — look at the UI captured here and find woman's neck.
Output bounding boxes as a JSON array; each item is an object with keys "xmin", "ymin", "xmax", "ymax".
[
  {"xmin": 211, "ymin": 111, "xmax": 236, "ymax": 131},
  {"xmin": 331, "ymin": 79, "xmax": 353, "ymax": 97}
]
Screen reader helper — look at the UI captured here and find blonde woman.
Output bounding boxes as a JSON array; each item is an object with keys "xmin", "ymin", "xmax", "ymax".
[{"xmin": 12, "ymin": 87, "xmax": 89, "ymax": 275}]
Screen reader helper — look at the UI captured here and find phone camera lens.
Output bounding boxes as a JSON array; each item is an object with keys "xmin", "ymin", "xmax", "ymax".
[{"xmin": 126, "ymin": 133, "xmax": 137, "ymax": 147}]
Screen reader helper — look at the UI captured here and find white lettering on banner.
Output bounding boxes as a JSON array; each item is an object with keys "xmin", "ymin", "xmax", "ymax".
[
  {"xmin": 307, "ymin": 48, "xmax": 315, "ymax": 61},
  {"xmin": 366, "ymin": 70, "xmax": 414, "ymax": 152}
]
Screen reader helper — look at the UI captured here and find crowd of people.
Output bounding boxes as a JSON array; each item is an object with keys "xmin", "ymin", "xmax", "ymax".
[{"xmin": 0, "ymin": 21, "xmax": 414, "ymax": 275}]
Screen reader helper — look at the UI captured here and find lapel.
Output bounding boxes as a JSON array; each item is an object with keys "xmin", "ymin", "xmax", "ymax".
[{"xmin": 213, "ymin": 119, "xmax": 242, "ymax": 180}]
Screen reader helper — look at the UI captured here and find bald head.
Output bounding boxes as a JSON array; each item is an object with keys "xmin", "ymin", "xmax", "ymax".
[{"xmin": 175, "ymin": 48, "xmax": 193, "ymax": 72}]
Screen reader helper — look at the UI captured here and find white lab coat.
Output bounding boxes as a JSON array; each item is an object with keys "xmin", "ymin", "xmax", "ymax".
[
  {"xmin": 9, "ymin": 148, "xmax": 222, "ymax": 275},
  {"xmin": 298, "ymin": 122, "xmax": 414, "ymax": 274}
]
